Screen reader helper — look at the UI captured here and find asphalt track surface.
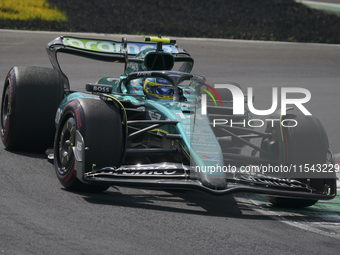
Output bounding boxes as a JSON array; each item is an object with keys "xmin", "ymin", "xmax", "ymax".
[{"xmin": 1, "ymin": 30, "xmax": 340, "ymax": 254}]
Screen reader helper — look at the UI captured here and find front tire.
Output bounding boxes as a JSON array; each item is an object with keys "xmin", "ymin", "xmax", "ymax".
[
  {"xmin": 262, "ymin": 113, "xmax": 335, "ymax": 208},
  {"xmin": 54, "ymin": 98, "xmax": 124, "ymax": 192}
]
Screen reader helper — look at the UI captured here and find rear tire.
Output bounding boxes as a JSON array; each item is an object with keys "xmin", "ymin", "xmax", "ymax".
[
  {"xmin": 54, "ymin": 98, "xmax": 124, "ymax": 192},
  {"xmin": 1, "ymin": 66, "xmax": 63, "ymax": 152}
]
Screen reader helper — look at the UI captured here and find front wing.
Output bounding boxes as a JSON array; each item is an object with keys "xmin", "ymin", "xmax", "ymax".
[{"xmin": 82, "ymin": 163, "xmax": 336, "ymax": 200}]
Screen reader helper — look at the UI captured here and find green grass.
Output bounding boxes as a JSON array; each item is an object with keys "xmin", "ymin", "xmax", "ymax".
[{"xmin": 0, "ymin": 0, "xmax": 67, "ymax": 21}]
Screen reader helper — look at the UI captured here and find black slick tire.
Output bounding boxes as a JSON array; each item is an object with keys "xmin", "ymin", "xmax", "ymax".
[
  {"xmin": 264, "ymin": 113, "xmax": 334, "ymax": 208},
  {"xmin": 54, "ymin": 97, "xmax": 124, "ymax": 192},
  {"xmin": 1, "ymin": 66, "xmax": 63, "ymax": 152}
]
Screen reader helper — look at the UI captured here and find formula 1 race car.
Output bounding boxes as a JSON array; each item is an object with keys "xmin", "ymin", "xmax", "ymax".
[{"xmin": 1, "ymin": 36, "xmax": 337, "ymax": 208}]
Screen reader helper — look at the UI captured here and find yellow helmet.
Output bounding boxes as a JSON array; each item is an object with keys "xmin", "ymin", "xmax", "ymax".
[{"xmin": 143, "ymin": 78, "xmax": 174, "ymax": 100}]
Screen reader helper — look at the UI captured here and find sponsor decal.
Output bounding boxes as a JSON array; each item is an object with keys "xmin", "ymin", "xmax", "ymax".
[
  {"xmin": 63, "ymin": 37, "xmax": 178, "ymax": 54},
  {"xmin": 76, "ymin": 141, "xmax": 82, "ymax": 152},
  {"xmin": 137, "ymin": 71, "xmax": 152, "ymax": 77},
  {"xmin": 239, "ymin": 174, "xmax": 307, "ymax": 188},
  {"xmin": 87, "ymin": 84, "xmax": 112, "ymax": 93},
  {"xmin": 87, "ymin": 170, "xmax": 179, "ymax": 176},
  {"xmin": 75, "ymin": 108, "xmax": 82, "ymax": 129},
  {"xmin": 86, "ymin": 164, "xmax": 185, "ymax": 177},
  {"xmin": 117, "ymin": 170, "xmax": 178, "ymax": 175},
  {"xmin": 155, "ymin": 78, "xmax": 169, "ymax": 85},
  {"xmin": 120, "ymin": 164, "xmax": 180, "ymax": 170}
]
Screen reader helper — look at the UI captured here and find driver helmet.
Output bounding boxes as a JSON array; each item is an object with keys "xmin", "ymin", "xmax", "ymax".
[{"xmin": 143, "ymin": 78, "xmax": 174, "ymax": 100}]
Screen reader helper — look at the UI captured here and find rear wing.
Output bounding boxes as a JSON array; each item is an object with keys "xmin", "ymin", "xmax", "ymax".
[{"xmin": 46, "ymin": 36, "xmax": 193, "ymax": 90}]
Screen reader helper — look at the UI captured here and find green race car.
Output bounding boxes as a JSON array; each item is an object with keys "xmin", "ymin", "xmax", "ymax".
[{"xmin": 1, "ymin": 36, "xmax": 336, "ymax": 208}]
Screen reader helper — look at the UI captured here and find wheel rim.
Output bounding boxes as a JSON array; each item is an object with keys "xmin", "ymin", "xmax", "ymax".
[
  {"xmin": 57, "ymin": 116, "xmax": 76, "ymax": 175},
  {"xmin": 1, "ymin": 84, "xmax": 10, "ymax": 137}
]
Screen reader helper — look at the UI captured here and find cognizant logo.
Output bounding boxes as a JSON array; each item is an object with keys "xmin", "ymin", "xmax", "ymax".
[{"xmin": 201, "ymin": 84, "xmax": 312, "ymax": 127}]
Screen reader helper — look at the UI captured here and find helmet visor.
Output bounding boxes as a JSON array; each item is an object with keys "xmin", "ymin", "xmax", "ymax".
[{"xmin": 151, "ymin": 86, "xmax": 174, "ymax": 96}]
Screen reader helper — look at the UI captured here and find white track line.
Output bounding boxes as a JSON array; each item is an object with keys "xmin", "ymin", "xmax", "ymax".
[{"xmin": 238, "ymin": 195, "xmax": 340, "ymax": 239}]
